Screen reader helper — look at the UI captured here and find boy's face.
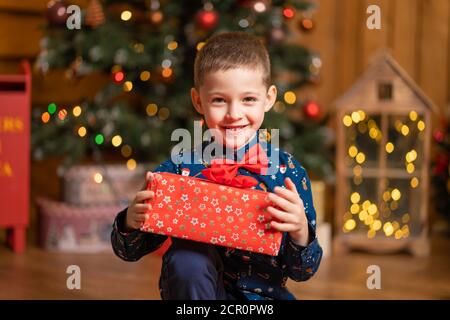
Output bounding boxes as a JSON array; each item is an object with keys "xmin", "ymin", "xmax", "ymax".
[{"xmin": 191, "ymin": 67, "xmax": 277, "ymax": 149}]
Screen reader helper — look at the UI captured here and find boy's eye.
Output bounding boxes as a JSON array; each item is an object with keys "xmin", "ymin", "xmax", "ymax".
[
  {"xmin": 243, "ymin": 97, "xmax": 257, "ymax": 103},
  {"xmin": 212, "ymin": 98, "xmax": 226, "ymax": 103}
]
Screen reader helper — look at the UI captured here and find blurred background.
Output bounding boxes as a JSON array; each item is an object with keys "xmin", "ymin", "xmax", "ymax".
[{"xmin": 0, "ymin": 0, "xmax": 449, "ymax": 299}]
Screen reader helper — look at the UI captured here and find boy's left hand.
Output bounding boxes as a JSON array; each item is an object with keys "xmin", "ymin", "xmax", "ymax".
[{"xmin": 267, "ymin": 177, "xmax": 310, "ymax": 247}]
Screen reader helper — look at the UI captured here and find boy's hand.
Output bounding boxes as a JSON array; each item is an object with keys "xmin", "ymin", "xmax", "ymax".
[
  {"xmin": 125, "ymin": 171, "xmax": 155, "ymax": 232},
  {"xmin": 267, "ymin": 177, "xmax": 310, "ymax": 247}
]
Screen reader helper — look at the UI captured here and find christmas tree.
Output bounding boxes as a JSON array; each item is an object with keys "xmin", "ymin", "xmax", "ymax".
[{"xmin": 33, "ymin": 0, "xmax": 333, "ymax": 179}]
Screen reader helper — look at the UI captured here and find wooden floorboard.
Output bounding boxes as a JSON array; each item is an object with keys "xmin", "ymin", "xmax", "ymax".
[{"xmin": 0, "ymin": 236, "xmax": 449, "ymax": 300}]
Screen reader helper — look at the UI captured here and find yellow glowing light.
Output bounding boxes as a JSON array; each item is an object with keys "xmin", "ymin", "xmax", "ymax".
[
  {"xmin": 385, "ymin": 142, "xmax": 394, "ymax": 153},
  {"xmin": 353, "ymin": 175, "xmax": 363, "ymax": 185},
  {"xmin": 112, "ymin": 135, "xmax": 122, "ymax": 147},
  {"xmin": 383, "ymin": 191, "xmax": 391, "ymax": 202},
  {"xmin": 140, "ymin": 71, "xmax": 151, "ymax": 81},
  {"xmin": 356, "ymin": 152, "xmax": 366, "ymax": 164},
  {"xmin": 402, "ymin": 225, "xmax": 410, "ymax": 238},
  {"xmin": 383, "ymin": 222, "xmax": 394, "ymax": 236},
  {"xmin": 162, "ymin": 68, "xmax": 172, "ymax": 78},
  {"xmin": 348, "ymin": 146, "xmax": 358, "ymax": 158},
  {"xmin": 127, "ymin": 158, "xmax": 137, "ymax": 170},
  {"xmin": 134, "ymin": 43, "xmax": 144, "ymax": 53},
  {"xmin": 351, "ymin": 111, "xmax": 361, "ymax": 123},
  {"xmin": 158, "ymin": 107, "xmax": 170, "ymax": 120},
  {"xmin": 146, "ymin": 103, "xmax": 158, "ymax": 116},
  {"xmin": 368, "ymin": 119, "xmax": 377, "ymax": 129},
  {"xmin": 343, "ymin": 115, "xmax": 352, "ymax": 127},
  {"xmin": 123, "ymin": 81, "xmax": 133, "ymax": 92},
  {"xmin": 410, "ymin": 177, "xmax": 419, "ymax": 188},
  {"xmin": 390, "ymin": 201, "xmax": 398, "ymax": 211},
  {"xmin": 373, "ymin": 220, "xmax": 382, "ymax": 231},
  {"xmin": 78, "ymin": 126, "xmax": 87, "ymax": 137},
  {"xmin": 72, "ymin": 106, "xmax": 82, "ymax": 117},
  {"xmin": 350, "ymin": 192, "xmax": 360, "ymax": 204},
  {"xmin": 168, "ymin": 41, "xmax": 178, "ymax": 50},
  {"xmin": 357, "ymin": 122, "xmax": 367, "ymax": 134},
  {"xmin": 367, "ymin": 229, "xmax": 376, "ymax": 239},
  {"xmin": 121, "ymin": 145, "xmax": 132, "ymax": 157},
  {"xmin": 368, "ymin": 204, "xmax": 378, "ymax": 215},
  {"xmin": 392, "ymin": 221, "xmax": 400, "ymax": 231},
  {"xmin": 358, "ymin": 110, "xmax": 366, "ymax": 121},
  {"xmin": 350, "ymin": 203, "xmax": 360, "ymax": 214},
  {"xmin": 406, "ymin": 163, "xmax": 415, "ymax": 174},
  {"xmin": 402, "ymin": 213, "xmax": 410, "ymax": 223},
  {"xmin": 344, "ymin": 219, "xmax": 356, "ymax": 231},
  {"xmin": 362, "ymin": 200, "xmax": 371, "ymax": 210},
  {"xmin": 284, "ymin": 91, "xmax": 296, "ymax": 104},
  {"xmin": 406, "ymin": 150, "xmax": 417, "ymax": 162},
  {"xmin": 369, "ymin": 127, "xmax": 378, "ymax": 139},
  {"xmin": 365, "ymin": 215, "xmax": 374, "ymax": 225},
  {"xmin": 417, "ymin": 120, "xmax": 425, "ymax": 131},
  {"xmin": 395, "ymin": 230, "xmax": 403, "ymax": 240},
  {"xmin": 391, "ymin": 188, "xmax": 401, "ymax": 201},
  {"xmin": 401, "ymin": 125, "xmax": 410, "ymax": 136},
  {"xmin": 359, "ymin": 210, "xmax": 368, "ymax": 221},
  {"xmin": 409, "ymin": 111, "xmax": 418, "ymax": 121},
  {"xmin": 121, "ymin": 10, "xmax": 132, "ymax": 21},
  {"xmin": 197, "ymin": 42, "xmax": 205, "ymax": 51},
  {"xmin": 94, "ymin": 173, "xmax": 103, "ymax": 183},
  {"xmin": 353, "ymin": 165, "xmax": 362, "ymax": 176}
]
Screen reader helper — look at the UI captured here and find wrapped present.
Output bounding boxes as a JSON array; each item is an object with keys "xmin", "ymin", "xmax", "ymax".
[
  {"xmin": 63, "ymin": 164, "xmax": 150, "ymax": 206},
  {"xmin": 36, "ymin": 197, "xmax": 123, "ymax": 253},
  {"xmin": 141, "ymin": 172, "xmax": 282, "ymax": 256}
]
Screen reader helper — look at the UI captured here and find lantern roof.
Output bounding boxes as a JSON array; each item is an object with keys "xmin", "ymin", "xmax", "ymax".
[{"xmin": 333, "ymin": 51, "xmax": 439, "ymax": 114}]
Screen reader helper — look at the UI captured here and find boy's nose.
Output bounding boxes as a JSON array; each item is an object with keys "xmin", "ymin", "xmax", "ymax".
[{"xmin": 225, "ymin": 102, "xmax": 243, "ymax": 120}]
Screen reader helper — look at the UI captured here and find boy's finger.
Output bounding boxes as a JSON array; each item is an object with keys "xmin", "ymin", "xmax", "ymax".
[
  {"xmin": 134, "ymin": 190, "xmax": 155, "ymax": 203},
  {"xmin": 285, "ymin": 177, "xmax": 298, "ymax": 193},
  {"xmin": 267, "ymin": 206, "xmax": 295, "ymax": 223},
  {"xmin": 270, "ymin": 221, "xmax": 296, "ymax": 232},
  {"xmin": 273, "ymin": 185, "xmax": 299, "ymax": 204},
  {"xmin": 134, "ymin": 213, "xmax": 149, "ymax": 222},
  {"xmin": 267, "ymin": 192, "xmax": 296, "ymax": 213},
  {"xmin": 134, "ymin": 203, "xmax": 152, "ymax": 213}
]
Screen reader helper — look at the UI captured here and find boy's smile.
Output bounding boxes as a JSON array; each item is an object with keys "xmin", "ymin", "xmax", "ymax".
[{"xmin": 191, "ymin": 67, "xmax": 277, "ymax": 149}]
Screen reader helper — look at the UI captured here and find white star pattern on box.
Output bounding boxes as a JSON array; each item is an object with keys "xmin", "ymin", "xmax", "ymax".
[
  {"xmin": 172, "ymin": 218, "xmax": 178, "ymax": 224},
  {"xmin": 215, "ymin": 207, "xmax": 221, "ymax": 213},
  {"xmin": 241, "ymin": 194, "xmax": 249, "ymax": 202},
  {"xmin": 257, "ymin": 215, "xmax": 265, "ymax": 223},
  {"xmin": 210, "ymin": 237, "xmax": 218, "ymax": 244},
  {"xmin": 194, "ymin": 187, "xmax": 201, "ymax": 194},
  {"xmin": 219, "ymin": 236, "xmax": 226, "ymax": 243},
  {"xmin": 156, "ymin": 220, "xmax": 164, "ymax": 228},
  {"xmin": 234, "ymin": 208, "xmax": 243, "ymax": 216},
  {"xmin": 163, "ymin": 196, "xmax": 171, "ymax": 204},
  {"xmin": 161, "ymin": 179, "xmax": 167, "ymax": 185},
  {"xmin": 167, "ymin": 227, "xmax": 172, "ymax": 233},
  {"xmin": 203, "ymin": 196, "xmax": 209, "ymax": 202},
  {"xmin": 226, "ymin": 216, "xmax": 234, "ymax": 223},
  {"xmin": 181, "ymin": 194, "xmax": 188, "ymax": 201},
  {"xmin": 200, "ymin": 222, "xmax": 206, "ymax": 228},
  {"xmin": 183, "ymin": 203, "xmax": 191, "ymax": 210},
  {"xmin": 187, "ymin": 179, "xmax": 195, "ymax": 186},
  {"xmin": 151, "ymin": 213, "xmax": 159, "ymax": 220},
  {"xmin": 158, "ymin": 203, "xmax": 163, "ymax": 208},
  {"xmin": 175, "ymin": 209, "xmax": 183, "ymax": 217},
  {"xmin": 257, "ymin": 229, "xmax": 265, "ymax": 237},
  {"xmin": 191, "ymin": 218, "xmax": 198, "ymax": 226},
  {"xmin": 225, "ymin": 205, "xmax": 233, "ymax": 213},
  {"xmin": 211, "ymin": 198, "xmax": 219, "ymax": 206},
  {"xmin": 167, "ymin": 185, "xmax": 175, "ymax": 193},
  {"xmin": 249, "ymin": 223, "xmax": 256, "ymax": 230},
  {"xmin": 156, "ymin": 189, "xmax": 163, "ymax": 197},
  {"xmin": 231, "ymin": 233, "xmax": 239, "ymax": 241}
]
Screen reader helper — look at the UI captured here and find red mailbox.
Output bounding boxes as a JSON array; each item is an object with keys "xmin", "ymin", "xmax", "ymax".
[{"xmin": 0, "ymin": 61, "xmax": 31, "ymax": 253}]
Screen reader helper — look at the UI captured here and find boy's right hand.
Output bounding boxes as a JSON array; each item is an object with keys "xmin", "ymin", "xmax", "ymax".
[{"xmin": 125, "ymin": 171, "xmax": 155, "ymax": 231}]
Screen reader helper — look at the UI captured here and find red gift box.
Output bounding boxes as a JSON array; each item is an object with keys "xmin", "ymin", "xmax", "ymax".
[{"xmin": 141, "ymin": 172, "xmax": 282, "ymax": 256}]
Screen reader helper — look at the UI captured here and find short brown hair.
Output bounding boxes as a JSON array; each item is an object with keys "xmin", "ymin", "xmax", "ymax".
[{"xmin": 194, "ymin": 32, "xmax": 271, "ymax": 89}]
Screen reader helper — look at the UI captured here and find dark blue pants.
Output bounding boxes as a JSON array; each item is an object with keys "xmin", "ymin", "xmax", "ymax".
[{"xmin": 159, "ymin": 239, "xmax": 234, "ymax": 300}]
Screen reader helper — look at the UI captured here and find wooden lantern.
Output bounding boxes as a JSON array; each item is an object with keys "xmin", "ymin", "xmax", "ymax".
[
  {"xmin": 333, "ymin": 53, "xmax": 438, "ymax": 257},
  {"xmin": 0, "ymin": 61, "xmax": 31, "ymax": 253}
]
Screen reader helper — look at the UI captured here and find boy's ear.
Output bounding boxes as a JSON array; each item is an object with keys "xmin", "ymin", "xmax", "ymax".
[
  {"xmin": 264, "ymin": 85, "xmax": 277, "ymax": 112},
  {"xmin": 191, "ymin": 87, "xmax": 204, "ymax": 115}
]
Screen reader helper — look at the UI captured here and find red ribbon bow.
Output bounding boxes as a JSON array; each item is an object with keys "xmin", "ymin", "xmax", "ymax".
[{"xmin": 201, "ymin": 143, "xmax": 269, "ymax": 188}]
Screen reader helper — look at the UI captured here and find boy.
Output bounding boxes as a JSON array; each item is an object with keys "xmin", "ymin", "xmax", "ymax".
[{"xmin": 111, "ymin": 32, "xmax": 322, "ymax": 300}]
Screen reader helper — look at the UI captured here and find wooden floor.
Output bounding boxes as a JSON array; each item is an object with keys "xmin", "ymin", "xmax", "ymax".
[{"xmin": 1, "ymin": 236, "xmax": 449, "ymax": 300}]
